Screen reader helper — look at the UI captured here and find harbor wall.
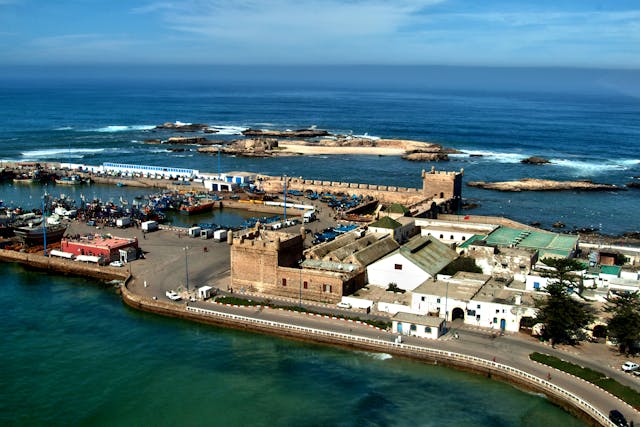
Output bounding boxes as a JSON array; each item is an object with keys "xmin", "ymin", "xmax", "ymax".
[
  {"xmin": 0, "ymin": 249, "xmax": 129, "ymax": 281},
  {"xmin": 119, "ymin": 282, "xmax": 607, "ymax": 427}
]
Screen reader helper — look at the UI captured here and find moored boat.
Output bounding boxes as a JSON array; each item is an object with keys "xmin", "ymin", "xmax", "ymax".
[
  {"xmin": 13, "ymin": 223, "xmax": 67, "ymax": 246},
  {"xmin": 178, "ymin": 200, "xmax": 216, "ymax": 215}
]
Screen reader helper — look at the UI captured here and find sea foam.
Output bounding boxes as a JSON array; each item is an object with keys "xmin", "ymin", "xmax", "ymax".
[
  {"xmin": 90, "ymin": 125, "xmax": 155, "ymax": 133},
  {"xmin": 452, "ymin": 150, "xmax": 527, "ymax": 163},
  {"xmin": 208, "ymin": 125, "xmax": 248, "ymax": 135},
  {"xmin": 21, "ymin": 148, "xmax": 105, "ymax": 159}
]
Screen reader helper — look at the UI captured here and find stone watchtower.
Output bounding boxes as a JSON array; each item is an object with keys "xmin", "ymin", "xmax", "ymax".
[{"xmin": 422, "ymin": 167, "xmax": 464, "ymax": 208}]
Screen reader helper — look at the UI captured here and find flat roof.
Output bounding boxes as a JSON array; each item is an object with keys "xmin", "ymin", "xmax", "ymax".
[
  {"xmin": 393, "ymin": 312, "xmax": 444, "ymax": 327},
  {"xmin": 64, "ymin": 234, "xmax": 137, "ymax": 249},
  {"xmin": 461, "ymin": 226, "xmax": 577, "ymax": 257},
  {"xmin": 413, "ymin": 278, "xmax": 486, "ymax": 302}
]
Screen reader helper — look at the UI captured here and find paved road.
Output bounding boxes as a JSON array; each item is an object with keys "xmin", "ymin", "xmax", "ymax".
[{"xmin": 182, "ymin": 299, "xmax": 639, "ymax": 425}]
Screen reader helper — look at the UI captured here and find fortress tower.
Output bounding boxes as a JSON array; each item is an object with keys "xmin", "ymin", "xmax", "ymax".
[{"xmin": 422, "ymin": 167, "xmax": 464, "ymax": 208}]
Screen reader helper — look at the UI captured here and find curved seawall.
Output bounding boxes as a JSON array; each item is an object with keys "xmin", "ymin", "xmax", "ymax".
[{"xmin": 120, "ymin": 280, "xmax": 611, "ymax": 426}]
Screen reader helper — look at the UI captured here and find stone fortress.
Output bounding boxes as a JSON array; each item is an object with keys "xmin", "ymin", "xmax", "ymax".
[{"xmin": 259, "ymin": 167, "xmax": 464, "ymax": 215}]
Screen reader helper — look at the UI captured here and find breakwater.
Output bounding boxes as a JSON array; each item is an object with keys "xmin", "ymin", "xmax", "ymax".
[
  {"xmin": 120, "ymin": 280, "xmax": 609, "ymax": 426},
  {"xmin": 0, "ymin": 249, "xmax": 129, "ymax": 281}
]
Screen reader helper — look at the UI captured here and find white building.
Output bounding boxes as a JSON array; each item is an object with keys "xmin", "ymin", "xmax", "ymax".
[
  {"xmin": 414, "ymin": 218, "xmax": 497, "ymax": 245},
  {"xmin": 392, "ymin": 312, "xmax": 444, "ymax": 339},
  {"xmin": 368, "ymin": 216, "xmax": 416, "ymax": 244},
  {"xmin": 366, "ymin": 235, "xmax": 458, "ymax": 292}
]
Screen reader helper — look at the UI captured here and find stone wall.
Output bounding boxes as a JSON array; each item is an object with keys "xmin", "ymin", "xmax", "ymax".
[
  {"xmin": 0, "ymin": 249, "xmax": 129, "ymax": 280},
  {"xmin": 260, "ymin": 176, "xmax": 426, "ymax": 205}
]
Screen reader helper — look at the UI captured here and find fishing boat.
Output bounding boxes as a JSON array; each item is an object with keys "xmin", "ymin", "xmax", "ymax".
[
  {"xmin": 13, "ymin": 223, "xmax": 67, "ymax": 246},
  {"xmin": 55, "ymin": 175, "xmax": 85, "ymax": 185},
  {"xmin": 178, "ymin": 200, "xmax": 216, "ymax": 215}
]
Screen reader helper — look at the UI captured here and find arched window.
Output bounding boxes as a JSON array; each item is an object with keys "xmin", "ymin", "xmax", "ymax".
[
  {"xmin": 410, "ymin": 324, "xmax": 417, "ymax": 331},
  {"xmin": 425, "ymin": 326, "xmax": 432, "ymax": 333}
]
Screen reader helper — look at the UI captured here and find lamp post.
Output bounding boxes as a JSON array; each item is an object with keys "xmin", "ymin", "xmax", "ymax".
[
  {"xmin": 443, "ymin": 280, "xmax": 449, "ymax": 333},
  {"xmin": 283, "ymin": 174, "xmax": 287, "ymax": 223},
  {"xmin": 184, "ymin": 246, "xmax": 190, "ymax": 291},
  {"xmin": 298, "ymin": 259, "xmax": 303, "ymax": 308}
]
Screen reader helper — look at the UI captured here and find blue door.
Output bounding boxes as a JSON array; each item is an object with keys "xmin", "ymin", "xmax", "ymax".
[
  {"xmin": 397, "ymin": 323, "xmax": 403, "ymax": 333},
  {"xmin": 500, "ymin": 319, "xmax": 506, "ymax": 331}
]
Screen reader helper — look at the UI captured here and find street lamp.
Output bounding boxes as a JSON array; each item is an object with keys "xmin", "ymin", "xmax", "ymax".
[
  {"xmin": 184, "ymin": 246, "xmax": 190, "ymax": 291},
  {"xmin": 298, "ymin": 259, "xmax": 303, "ymax": 308},
  {"xmin": 443, "ymin": 280, "xmax": 449, "ymax": 333}
]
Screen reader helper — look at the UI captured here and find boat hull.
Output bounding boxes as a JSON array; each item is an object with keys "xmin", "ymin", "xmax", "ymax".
[{"xmin": 13, "ymin": 225, "xmax": 67, "ymax": 246}]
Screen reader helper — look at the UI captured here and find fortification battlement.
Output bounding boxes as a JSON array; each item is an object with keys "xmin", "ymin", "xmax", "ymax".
[
  {"xmin": 231, "ymin": 230, "xmax": 303, "ymax": 251},
  {"xmin": 422, "ymin": 166, "xmax": 464, "ymax": 177}
]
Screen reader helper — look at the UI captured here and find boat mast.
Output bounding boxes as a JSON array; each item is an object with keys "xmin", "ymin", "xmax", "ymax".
[{"xmin": 42, "ymin": 193, "xmax": 48, "ymax": 256}]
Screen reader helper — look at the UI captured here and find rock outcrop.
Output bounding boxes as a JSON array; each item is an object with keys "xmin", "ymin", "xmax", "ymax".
[
  {"xmin": 521, "ymin": 156, "xmax": 551, "ymax": 165},
  {"xmin": 198, "ymin": 138, "xmax": 284, "ymax": 157},
  {"xmin": 242, "ymin": 128, "xmax": 331, "ymax": 138},
  {"xmin": 155, "ymin": 122, "xmax": 211, "ymax": 132},
  {"xmin": 467, "ymin": 178, "xmax": 621, "ymax": 192},
  {"xmin": 402, "ymin": 152, "xmax": 449, "ymax": 161}
]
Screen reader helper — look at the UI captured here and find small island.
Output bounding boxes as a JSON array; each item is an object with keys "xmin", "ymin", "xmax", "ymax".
[{"xmin": 467, "ymin": 178, "xmax": 621, "ymax": 192}]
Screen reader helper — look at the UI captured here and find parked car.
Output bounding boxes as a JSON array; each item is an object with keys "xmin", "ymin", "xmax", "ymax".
[
  {"xmin": 622, "ymin": 361, "xmax": 639, "ymax": 372},
  {"xmin": 109, "ymin": 260, "xmax": 124, "ymax": 267},
  {"xmin": 609, "ymin": 409, "xmax": 628, "ymax": 427},
  {"xmin": 337, "ymin": 302, "xmax": 352, "ymax": 309}
]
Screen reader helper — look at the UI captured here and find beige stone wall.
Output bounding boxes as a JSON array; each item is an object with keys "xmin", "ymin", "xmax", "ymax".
[{"xmin": 260, "ymin": 176, "xmax": 426, "ymax": 205}]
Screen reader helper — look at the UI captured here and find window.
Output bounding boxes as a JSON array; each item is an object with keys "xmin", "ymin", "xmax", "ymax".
[
  {"xmin": 437, "ymin": 298, "xmax": 441, "ymax": 303},
  {"xmin": 462, "ymin": 236, "xmax": 466, "ymax": 241},
  {"xmin": 421, "ymin": 296, "xmax": 425, "ymax": 302},
  {"xmin": 476, "ymin": 314, "xmax": 481, "ymax": 320},
  {"xmin": 450, "ymin": 235, "xmax": 454, "ymax": 240},
  {"xmin": 282, "ymin": 278, "xmax": 287, "ymax": 287},
  {"xmin": 493, "ymin": 317, "xmax": 498, "ymax": 324},
  {"xmin": 496, "ymin": 309, "xmax": 499, "ymax": 314},
  {"xmin": 439, "ymin": 234, "xmax": 444, "ymax": 239},
  {"xmin": 394, "ymin": 264, "xmax": 403, "ymax": 270},
  {"xmin": 410, "ymin": 324, "xmax": 417, "ymax": 331},
  {"xmin": 477, "ymin": 304, "xmax": 481, "ymax": 309},
  {"xmin": 303, "ymin": 281, "xmax": 308, "ymax": 289},
  {"xmin": 425, "ymin": 326, "xmax": 432, "ymax": 333}
]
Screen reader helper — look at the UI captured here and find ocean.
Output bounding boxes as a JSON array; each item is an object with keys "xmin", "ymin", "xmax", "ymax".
[
  {"xmin": 0, "ymin": 263, "xmax": 583, "ymax": 427},
  {"xmin": 1, "ymin": 67, "xmax": 638, "ymax": 425}
]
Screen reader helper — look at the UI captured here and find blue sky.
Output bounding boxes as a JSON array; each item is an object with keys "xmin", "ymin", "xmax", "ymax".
[{"xmin": 1, "ymin": 0, "xmax": 639, "ymax": 68}]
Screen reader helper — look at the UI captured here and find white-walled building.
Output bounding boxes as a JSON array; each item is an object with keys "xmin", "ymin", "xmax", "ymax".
[
  {"xmin": 392, "ymin": 312, "xmax": 444, "ymax": 339},
  {"xmin": 368, "ymin": 216, "xmax": 416, "ymax": 244},
  {"xmin": 411, "ymin": 272, "xmax": 535, "ymax": 333},
  {"xmin": 366, "ymin": 235, "xmax": 458, "ymax": 292},
  {"xmin": 415, "ymin": 218, "xmax": 497, "ymax": 245},
  {"xmin": 412, "ymin": 273, "xmax": 489, "ymax": 320}
]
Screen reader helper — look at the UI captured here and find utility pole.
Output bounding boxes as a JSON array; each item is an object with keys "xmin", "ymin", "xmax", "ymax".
[{"xmin": 283, "ymin": 174, "xmax": 287, "ymax": 223}]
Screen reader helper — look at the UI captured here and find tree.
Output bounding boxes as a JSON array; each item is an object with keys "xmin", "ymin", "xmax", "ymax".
[
  {"xmin": 541, "ymin": 257, "xmax": 584, "ymax": 294},
  {"xmin": 534, "ymin": 282, "xmax": 595, "ymax": 346},
  {"xmin": 606, "ymin": 291, "xmax": 640, "ymax": 355}
]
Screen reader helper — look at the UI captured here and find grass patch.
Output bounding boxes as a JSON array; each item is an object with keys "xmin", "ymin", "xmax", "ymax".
[
  {"xmin": 213, "ymin": 296, "xmax": 390, "ymax": 330},
  {"xmin": 530, "ymin": 352, "xmax": 640, "ymax": 408}
]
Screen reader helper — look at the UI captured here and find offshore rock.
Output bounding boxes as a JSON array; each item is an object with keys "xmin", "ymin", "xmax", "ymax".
[
  {"xmin": 402, "ymin": 152, "xmax": 449, "ymax": 161},
  {"xmin": 155, "ymin": 122, "xmax": 210, "ymax": 132},
  {"xmin": 467, "ymin": 178, "xmax": 621, "ymax": 192},
  {"xmin": 521, "ymin": 156, "xmax": 551, "ymax": 165},
  {"xmin": 166, "ymin": 136, "xmax": 208, "ymax": 144},
  {"xmin": 242, "ymin": 128, "xmax": 331, "ymax": 138}
]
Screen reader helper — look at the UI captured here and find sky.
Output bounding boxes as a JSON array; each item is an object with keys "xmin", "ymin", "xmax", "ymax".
[{"xmin": 0, "ymin": 0, "xmax": 639, "ymax": 68}]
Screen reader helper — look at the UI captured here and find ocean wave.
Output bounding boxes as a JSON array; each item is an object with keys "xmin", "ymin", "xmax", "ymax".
[
  {"xmin": 208, "ymin": 125, "xmax": 248, "ymax": 135},
  {"xmin": 356, "ymin": 351, "xmax": 393, "ymax": 360},
  {"xmin": 452, "ymin": 150, "xmax": 527, "ymax": 163},
  {"xmin": 352, "ymin": 133, "xmax": 381, "ymax": 141},
  {"xmin": 89, "ymin": 125, "xmax": 155, "ymax": 133},
  {"xmin": 21, "ymin": 148, "xmax": 105, "ymax": 159},
  {"xmin": 54, "ymin": 126, "xmax": 73, "ymax": 131},
  {"xmin": 550, "ymin": 158, "xmax": 640, "ymax": 173}
]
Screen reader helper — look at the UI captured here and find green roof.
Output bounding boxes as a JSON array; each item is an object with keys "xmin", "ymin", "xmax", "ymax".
[
  {"xmin": 600, "ymin": 265, "xmax": 622, "ymax": 276},
  {"xmin": 458, "ymin": 234, "xmax": 485, "ymax": 249},
  {"xmin": 369, "ymin": 216, "xmax": 402, "ymax": 230},
  {"xmin": 467, "ymin": 226, "xmax": 578, "ymax": 258},
  {"xmin": 398, "ymin": 235, "xmax": 458, "ymax": 276},
  {"xmin": 387, "ymin": 203, "xmax": 410, "ymax": 215}
]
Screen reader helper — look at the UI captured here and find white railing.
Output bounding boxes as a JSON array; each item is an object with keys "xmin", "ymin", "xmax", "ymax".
[{"xmin": 186, "ymin": 304, "xmax": 613, "ymax": 426}]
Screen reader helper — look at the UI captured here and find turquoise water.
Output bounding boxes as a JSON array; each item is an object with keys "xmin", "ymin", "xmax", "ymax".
[{"xmin": 0, "ymin": 263, "xmax": 584, "ymax": 426}]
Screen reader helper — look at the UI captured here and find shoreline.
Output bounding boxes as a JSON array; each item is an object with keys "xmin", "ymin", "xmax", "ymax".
[
  {"xmin": 119, "ymin": 279, "xmax": 607, "ymax": 426},
  {"xmin": 0, "ymin": 241, "xmax": 628, "ymax": 426}
]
